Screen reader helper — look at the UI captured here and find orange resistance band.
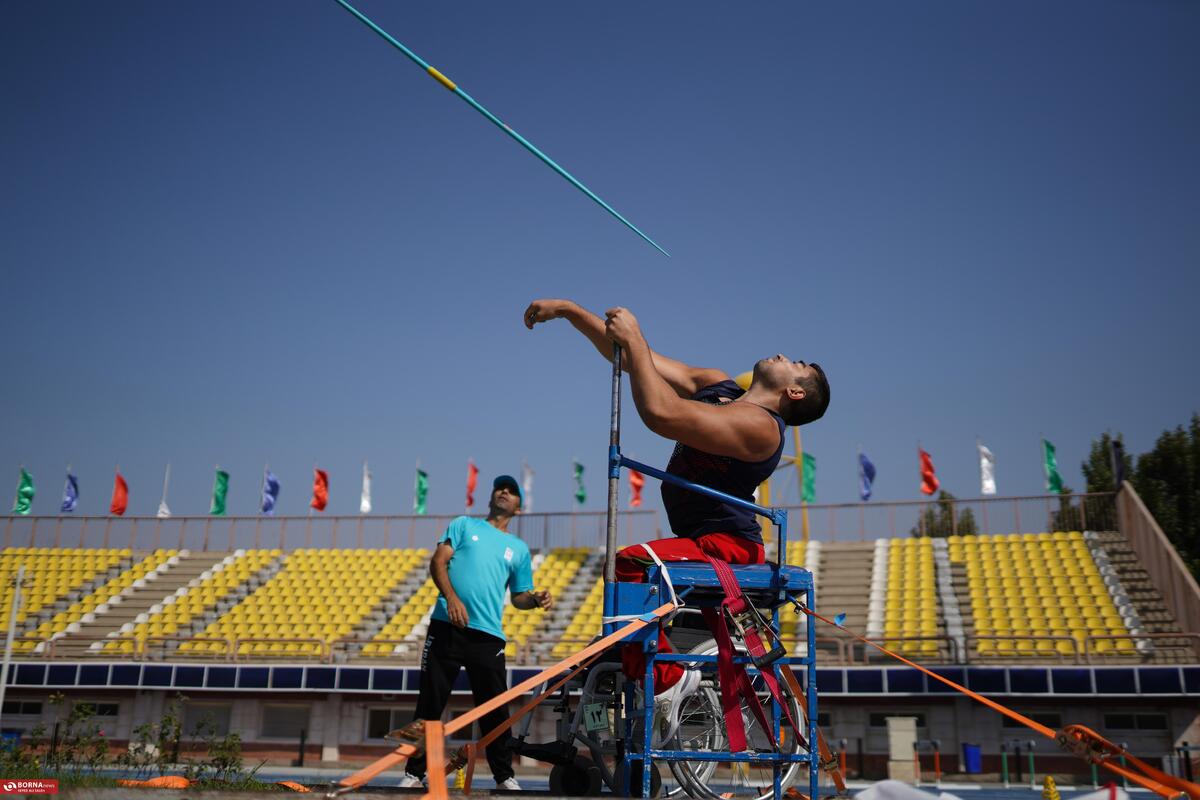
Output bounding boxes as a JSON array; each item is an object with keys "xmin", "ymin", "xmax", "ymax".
[
  {"xmin": 779, "ymin": 665, "xmax": 847, "ymax": 794},
  {"xmin": 332, "ymin": 603, "xmax": 675, "ymax": 794},
  {"xmin": 799, "ymin": 606, "xmax": 1200, "ymax": 800},
  {"xmin": 461, "ymin": 649, "xmax": 606, "ymax": 794}
]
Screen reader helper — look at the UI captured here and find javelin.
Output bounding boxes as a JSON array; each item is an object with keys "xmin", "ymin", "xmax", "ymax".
[{"xmin": 333, "ymin": 0, "xmax": 670, "ymax": 257}]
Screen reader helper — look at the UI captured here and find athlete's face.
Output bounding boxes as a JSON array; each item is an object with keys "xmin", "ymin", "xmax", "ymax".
[{"xmin": 754, "ymin": 354, "xmax": 813, "ymax": 392}]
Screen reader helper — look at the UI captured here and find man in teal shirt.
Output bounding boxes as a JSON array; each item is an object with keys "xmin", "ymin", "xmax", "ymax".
[{"xmin": 400, "ymin": 475, "xmax": 552, "ymax": 790}]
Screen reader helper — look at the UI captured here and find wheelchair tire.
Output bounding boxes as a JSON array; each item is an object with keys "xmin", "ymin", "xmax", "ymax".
[
  {"xmin": 665, "ymin": 638, "xmax": 806, "ymax": 800},
  {"xmin": 550, "ymin": 756, "xmax": 603, "ymax": 796}
]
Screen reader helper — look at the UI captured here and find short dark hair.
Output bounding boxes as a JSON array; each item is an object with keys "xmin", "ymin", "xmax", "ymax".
[{"xmin": 783, "ymin": 363, "xmax": 829, "ymax": 426}]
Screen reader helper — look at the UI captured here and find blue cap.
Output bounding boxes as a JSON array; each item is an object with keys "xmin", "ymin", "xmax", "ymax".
[{"xmin": 493, "ymin": 474, "xmax": 523, "ymax": 505}]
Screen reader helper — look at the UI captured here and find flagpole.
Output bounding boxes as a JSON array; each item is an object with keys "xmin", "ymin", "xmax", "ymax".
[
  {"xmin": 794, "ymin": 428, "xmax": 810, "ymax": 548},
  {"xmin": 12, "ymin": 466, "xmax": 21, "ymax": 512}
]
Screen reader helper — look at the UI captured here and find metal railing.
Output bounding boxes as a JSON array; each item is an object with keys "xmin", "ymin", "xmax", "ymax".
[
  {"xmin": 772, "ymin": 492, "xmax": 1118, "ymax": 546},
  {"xmin": 1116, "ymin": 483, "xmax": 1200, "ymax": 635},
  {"xmin": 0, "ymin": 510, "xmax": 660, "ymax": 553},
  {"xmin": 964, "ymin": 634, "xmax": 1080, "ymax": 663},
  {"xmin": 1082, "ymin": 632, "xmax": 1200, "ymax": 663}
]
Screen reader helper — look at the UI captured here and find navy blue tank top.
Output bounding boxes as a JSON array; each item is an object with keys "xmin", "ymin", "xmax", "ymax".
[{"xmin": 660, "ymin": 380, "xmax": 786, "ymax": 545}]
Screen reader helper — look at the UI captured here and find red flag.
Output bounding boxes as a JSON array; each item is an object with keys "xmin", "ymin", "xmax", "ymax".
[
  {"xmin": 110, "ymin": 472, "xmax": 128, "ymax": 516},
  {"xmin": 465, "ymin": 460, "xmax": 479, "ymax": 509},
  {"xmin": 629, "ymin": 468, "xmax": 645, "ymax": 508},
  {"xmin": 919, "ymin": 449, "xmax": 939, "ymax": 496},
  {"xmin": 311, "ymin": 469, "xmax": 329, "ymax": 512}
]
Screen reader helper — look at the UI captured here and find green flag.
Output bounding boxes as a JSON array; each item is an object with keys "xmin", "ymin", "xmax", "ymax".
[
  {"xmin": 1043, "ymin": 439, "xmax": 1063, "ymax": 494},
  {"xmin": 801, "ymin": 452, "xmax": 817, "ymax": 503},
  {"xmin": 414, "ymin": 469, "xmax": 429, "ymax": 515},
  {"xmin": 12, "ymin": 468, "xmax": 35, "ymax": 515},
  {"xmin": 572, "ymin": 460, "xmax": 586, "ymax": 505},
  {"xmin": 209, "ymin": 469, "xmax": 230, "ymax": 516}
]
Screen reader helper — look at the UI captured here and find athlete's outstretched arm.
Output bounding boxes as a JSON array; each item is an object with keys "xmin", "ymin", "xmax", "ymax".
[{"xmin": 523, "ymin": 298, "xmax": 728, "ymax": 397}]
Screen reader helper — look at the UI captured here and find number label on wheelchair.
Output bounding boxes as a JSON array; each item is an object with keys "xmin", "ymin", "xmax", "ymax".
[{"xmin": 583, "ymin": 702, "xmax": 609, "ymax": 733}]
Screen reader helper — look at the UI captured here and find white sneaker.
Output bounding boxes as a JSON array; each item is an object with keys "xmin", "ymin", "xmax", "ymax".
[
  {"xmin": 657, "ymin": 667, "xmax": 701, "ymax": 744},
  {"xmin": 497, "ymin": 777, "xmax": 522, "ymax": 790},
  {"xmin": 396, "ymin": 773, "xmax": 425, "ymax": 789}
]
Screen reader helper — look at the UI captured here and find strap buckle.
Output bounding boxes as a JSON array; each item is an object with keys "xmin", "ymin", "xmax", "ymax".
[{"xmin": 723, "ymin": 602, "xmax": 787, "ymax": 670}]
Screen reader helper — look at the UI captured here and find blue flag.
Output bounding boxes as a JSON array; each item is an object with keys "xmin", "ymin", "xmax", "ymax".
[
  {"xmin": 858, "ymin": 452, "xmax": 876, "ymax": 501},
  {"xmin": 261, "ymin": 470, "xmax": 281, "ymax": 515},
  {"xmin": 61, "ymin": 473, "xmax": 79, "ymax": 513},
  {"xmin": 834, "ymin": 613, "xmax": 847, "ymax": 627}
]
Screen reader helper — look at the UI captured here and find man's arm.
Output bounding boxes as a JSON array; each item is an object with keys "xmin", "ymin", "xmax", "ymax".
[
  {"xmin": 606, "ymin": 307, "xmax": 781, "ymax": 462},
  {"xmin": 429, "ymin": 543, "xmax": 469, "ymax": 628},
  {"xmin": 511, "ymin": 590, "xmax": 553, "ymax": 611},
  {"xmin": 524, "ymin": 298, "xmax": 728, "ymax": 397}
]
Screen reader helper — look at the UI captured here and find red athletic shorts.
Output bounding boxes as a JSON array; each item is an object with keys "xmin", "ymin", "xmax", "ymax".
[{"xmin": 615, "ymin": 532, "xmax": 765, "ymax": 692}]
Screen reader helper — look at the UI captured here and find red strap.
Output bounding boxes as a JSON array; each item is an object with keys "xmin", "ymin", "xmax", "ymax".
[
  {"xmin": 702, "ymin": 607, "xmax": 749, "ymax": 752},
  {"xmin": 699, "ymin": 556, "xmax": 803, "ymax": 749}
]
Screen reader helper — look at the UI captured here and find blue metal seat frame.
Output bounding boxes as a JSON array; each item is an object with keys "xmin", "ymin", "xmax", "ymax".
[{"xmin": 599, "ymin": 348, "xmax": 819, "ymax": 800}]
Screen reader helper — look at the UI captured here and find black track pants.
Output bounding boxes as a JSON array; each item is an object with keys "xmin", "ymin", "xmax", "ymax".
[{"xmin": 406, "ymin": 619, "xmax": 514, "ymax": 783}]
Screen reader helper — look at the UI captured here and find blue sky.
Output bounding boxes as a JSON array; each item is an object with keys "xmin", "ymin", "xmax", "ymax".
[{"xmin": 2, "ymin": 1, "xmax": 1197, "ymax": 517}]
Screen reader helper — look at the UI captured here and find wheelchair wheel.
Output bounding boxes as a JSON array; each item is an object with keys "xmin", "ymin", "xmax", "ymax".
[
  {"xmin": 550, "ymin": 756, "xmax": 603, "ymax": 796},
  {"xmin": 665, "ymin": 638, "xmax": 805, "ymax": 800}
]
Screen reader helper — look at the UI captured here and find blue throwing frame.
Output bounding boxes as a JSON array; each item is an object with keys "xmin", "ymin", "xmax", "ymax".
[{"xmin": 600, "ymin": 346, "xmax": 821, "ymax": 800}]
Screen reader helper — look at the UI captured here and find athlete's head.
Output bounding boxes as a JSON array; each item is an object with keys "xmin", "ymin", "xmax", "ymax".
[
  {"xmin": 489, "ymin": 475, "xmax": 523, "ymax": 515},
  {"xmin": 751, "ymin": 355, "xmax": 830, "ymax": 426}
]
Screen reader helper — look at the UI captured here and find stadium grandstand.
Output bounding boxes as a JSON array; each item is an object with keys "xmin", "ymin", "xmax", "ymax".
[{"xmin": 0, "ymin": 487, "xmax": 1196, "ymax": 778}]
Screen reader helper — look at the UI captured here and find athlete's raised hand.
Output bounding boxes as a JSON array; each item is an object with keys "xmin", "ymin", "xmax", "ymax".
[{"xmin": 523, "ymin": 299, "xmax": 573, "ymax": 329}]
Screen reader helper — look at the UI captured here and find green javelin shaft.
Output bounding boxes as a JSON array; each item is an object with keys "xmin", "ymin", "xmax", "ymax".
[{"xmin": 333, "ymin": 0, "xmax": 670, "ymax": 257}]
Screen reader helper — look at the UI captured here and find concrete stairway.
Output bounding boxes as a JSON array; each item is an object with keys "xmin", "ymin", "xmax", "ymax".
[
  {"xmin": 48, "ymin": 550, "xmax": 230, "ymax": 658},
  {"xmin": 814, "ymin": 541, "xmax": 877, "ymax": 660}
]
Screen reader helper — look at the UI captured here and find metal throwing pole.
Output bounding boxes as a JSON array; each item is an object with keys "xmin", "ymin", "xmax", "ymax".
[
  {"xmin": 605, "ymin": 344, "xmax": 623, "ymax": 586},
  {"xmin": 332, "ymin": 0, "xmax": 669, "ymax": 257}
]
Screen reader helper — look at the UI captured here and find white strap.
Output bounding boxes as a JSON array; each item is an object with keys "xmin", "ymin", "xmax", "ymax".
[{"xmin": 601, "ymin": 542, "xmax": 684, "ymax": 625}]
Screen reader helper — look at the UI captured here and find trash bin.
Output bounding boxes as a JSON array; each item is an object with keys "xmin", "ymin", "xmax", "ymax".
[{"xmin": 962, "ymin": 743, "xmax": 982, "ymax": 774}]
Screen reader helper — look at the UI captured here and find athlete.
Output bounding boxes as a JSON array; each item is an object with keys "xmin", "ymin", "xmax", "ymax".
[{"xmin": 523, "ymin": 298, "xmax": 829, "ymax": 712}]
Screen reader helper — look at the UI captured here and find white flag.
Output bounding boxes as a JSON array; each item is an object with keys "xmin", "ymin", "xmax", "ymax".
[
  {"xmin": 521, "ymin": 461, "xmax": 534, "ymax": 512},
  {"xmin": 360, "ymin": 461, "xmax": 372, "ymax": 515},
  {"xmin": 157, "ymin": 463, "xmax": 172, "ymax": 518},
  {"xmin": 978, "ymin": 443, "xmax": 996, "ymax": 496}
]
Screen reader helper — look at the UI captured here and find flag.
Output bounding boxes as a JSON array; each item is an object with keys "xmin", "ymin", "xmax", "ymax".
[
  {"xmin": 801, "ymin": 452, "xmax": 817, "ymax": 503},
  {"xmin": 919, "ymin": 449, "xmax": 939, "ymax": 496},
  {"xmin": 157, "ymin": 464, "xmax": 171, "ymax": 519},
  {"xmin": 858, "ymin": 452, "xmax": 876, "ymax": 502},
  {"xmin": 465, "ymin": 460, "xmax": 479, "ymax": 509},
  {"xmin": 628, "ymin": 468, "xmax": 645, "ymax": 508},
  {"xmin": 978, "ymin": 442, "xmax": 996, "ymax": 496},
  {"xmin": 521, "ymin": 461, "xmax": 534, "ymax": 512},
  {"xmin": 61, "ymin": 472, "xmax": 79, "ymax": 513},
  {"xmin": 311, "ymin": 468, "xmax": 329, "ymax": 512},
  {"xmin": 414, "ymin": 469, "xmax": 428, "ymax": 515},
  {"xmin": 572, "ymin": 460, "xmax": 586, "ymax": 505},
  {"xmin": 261, "ymin": 470, "xmax": 280, "ymax": 515},
  {"xmin": 12, "ymin": 468, "xmax": 35, "ymax": 515},
  {"xmin": 209, "ymin": 468, "xmax": 230, "ymax": 516},
  {"xmin": 110, "ymin": 472, "xmax": 128, "ymax": 516},
  {"xmin": 1043, "ymin": 439, "xmax": 1063, "ymax": 494},
  {"xmin": 360, "ymin": 461, "xmax": 372, "ymax": 515}
]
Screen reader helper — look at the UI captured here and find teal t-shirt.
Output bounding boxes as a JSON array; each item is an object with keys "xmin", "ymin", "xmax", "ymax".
[{"xmin": 430, "ymin": 516, "xmax": 534, "ymax": 641}]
